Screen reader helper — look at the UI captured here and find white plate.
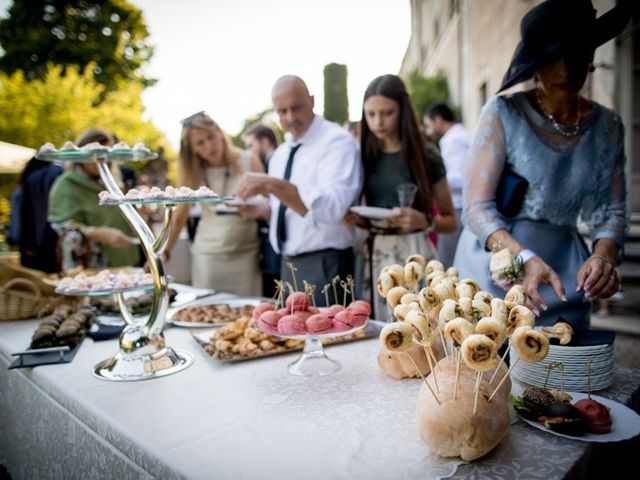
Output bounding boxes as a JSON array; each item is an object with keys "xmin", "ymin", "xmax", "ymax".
[
  {"xmin": 215, "ymin": 204, "xmax": 239, "ymax": 214},
  {"xmin": 349, "ymin": 206, "xmax": 399, "ymax": 219},
  {"xmin": 224, "ymin": 196, "xmax": 268, "ymax": 207},
  {"xmin": 516, "ymin": 391, "xmax": 640, "ymax": 443}
]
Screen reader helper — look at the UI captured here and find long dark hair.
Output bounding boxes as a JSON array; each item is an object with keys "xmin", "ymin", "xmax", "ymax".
[{"xmin": 360, "ymin": 74, "xmax": 433, "ymax": 221}]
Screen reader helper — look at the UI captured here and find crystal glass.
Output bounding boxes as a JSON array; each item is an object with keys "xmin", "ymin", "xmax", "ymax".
[{"xmin": 397, "ymin": 183, "xmax": 418, "ymax": 207}]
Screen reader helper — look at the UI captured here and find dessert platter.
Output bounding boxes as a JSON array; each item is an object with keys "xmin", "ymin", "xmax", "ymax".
[
  {"xmin": 223, "ymin": 195, "xmax": 269, "ymax": 207},
  {"xmin": 37, "ymin": 140, "xmax": 154, "ymax": 163},
  {"xmin": 54, "ymin": 269, "xmax": 155, "ymax": 296},
  {"xmin": 36, "ymin": 140, "xmax": 230, "ymax": 381},
  {"xmin": 10, "ymin": 303, "xmax": 96, "ymax": 368}
]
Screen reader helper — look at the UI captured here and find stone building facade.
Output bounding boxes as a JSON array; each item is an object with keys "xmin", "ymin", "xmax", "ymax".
[{"xmin": 400, "ymin": 0, "xmax": 639, "ymax": 210}]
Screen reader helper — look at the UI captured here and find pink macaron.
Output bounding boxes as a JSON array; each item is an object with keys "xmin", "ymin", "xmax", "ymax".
[
  {"xmin": 305, "ymin": 314, "xmax": 333, "ymax": 334},
  {"xmin": 325, "ymin": 304, "xmax": 346, "ymax": 320},
  {"xmin": 285, "ymin": 292, "xmax": 311, "ymax": 312},
  {"xmin": 256, "ymin": 310, "xmax": 281, "ymax": 334},
  {"xmin": 348, "ymin": 300, "xmax": 372, "ymax": 317},
  {"xmin": 252, "ymin": 302, "xmax": 275, "ymax": 321},
  {"xmin": 347, "ymin": 302, "xmax": 370, "ymax": 327},
  {"xmin": 332, "ymin": 309, "xmax": 355, "ymax": 331},
  {"xmin": 277, "ymin": 314, "xmax": 307, "ymax": 335}
]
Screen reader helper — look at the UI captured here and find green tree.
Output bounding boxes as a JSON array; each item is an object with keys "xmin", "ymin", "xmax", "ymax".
[
  {"xmin": 0, "ymin": 0, "xmax": 155, "ymax": 95},
  {"xmin": 323, "ymin": 63, "xmax": 348, "ymax": 125},
  {"xmin": 0, "ymin": 63, "xmax": 172, "ymax": 156},
  {"xmin": 406, "ymin": 70, "xmax": 451, "ymax": 121}
]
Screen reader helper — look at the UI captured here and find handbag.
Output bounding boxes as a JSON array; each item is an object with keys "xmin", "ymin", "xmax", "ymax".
[{"xmin": 495, "ymin": 163, "xmax": 528, "ymax": 217}]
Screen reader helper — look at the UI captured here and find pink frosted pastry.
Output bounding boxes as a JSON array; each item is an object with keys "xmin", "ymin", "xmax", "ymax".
[
  {"xmin": 277, "ymin": 314, "xmax": 306, "ymax": 335},
  {"xmin": 307, "ymin": 306, "xmax": 320, "ymax": 315},
  {"xmin": 325, "ymin": 304, "xmax": 346, "ymax": 320},
  {"xmin": 285, "ymin": 292, "xmax": 311, "ymax": 312},
  {"xmin": 256, "ymin": 311, "xmax": 281, "ymax": 334},
  {"xmin": 348, "ymin": 301, "xmax": 371, "ymax": 327},
  {"xmin": 277, "ymin": 307, "xmax": 290, "ymax": 317},
  {"xmin": 252, "ymin": 302, "xmax": 276, "ymax": 321},
  {"xmin": 305, "ymin": 314, "xmax": 332, "ymax": 334},
  {"xmin": 333, "ymin": 310, "xmax": 355, "ymax": 331},
  {"xmin": 348, "ymin": 300, "xmax": 372, "ymax": 317}
]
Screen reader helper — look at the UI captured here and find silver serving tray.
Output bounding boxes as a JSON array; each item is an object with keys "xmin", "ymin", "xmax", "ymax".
[
  {"xmin": 165, "ymin": 296, "xmax": 273, "ymax": 328},
  {"xmin": 191, "ymin": 320, "xmax": 385, "ymax": 363}
]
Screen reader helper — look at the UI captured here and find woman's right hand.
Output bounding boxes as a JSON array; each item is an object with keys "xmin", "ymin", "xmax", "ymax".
[
  {"xmin": 343, "ymin": 211, "xmax": 366, "ymax": 227},
  {"xmin": 521, "ymin": 256, "xmax": 566, "ymax": 316},
  {"xmin": 89, "ymin": 226, "xmax": 134, "ymax": 247}
]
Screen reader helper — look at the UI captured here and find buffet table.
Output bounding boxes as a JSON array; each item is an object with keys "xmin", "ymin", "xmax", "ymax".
[{"xmin": 1, "ymin": 294, "xmax": 639, "ymax": 480}]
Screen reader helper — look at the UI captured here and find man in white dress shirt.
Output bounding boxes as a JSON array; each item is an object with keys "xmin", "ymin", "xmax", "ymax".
[
  {"xmin": 424, "ymin": 102, "xmax": 470, "ymax": 268},
  {"xmin": 237, "ymin": 75, "xmax": 363, "ymax": 302}
]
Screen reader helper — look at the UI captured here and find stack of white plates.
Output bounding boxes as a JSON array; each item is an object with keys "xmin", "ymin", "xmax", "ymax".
[{"xmin": 510, "ymin": 342, "xmax": 614, "ymax": 392}]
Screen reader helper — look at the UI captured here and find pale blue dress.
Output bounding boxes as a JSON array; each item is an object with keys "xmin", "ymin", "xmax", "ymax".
[{"xmin": 454, "ymin": 92, "xmax": 627, "ymax": 328}]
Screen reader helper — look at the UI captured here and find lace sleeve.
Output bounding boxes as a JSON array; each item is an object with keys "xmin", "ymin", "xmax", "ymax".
[
  {"xmin": 462, "ymin": 97, "xmax": 508, "ymax": 247},
  {"xmin": 584, "ymin": 112, "xmax": 628, "ymax": 248}
]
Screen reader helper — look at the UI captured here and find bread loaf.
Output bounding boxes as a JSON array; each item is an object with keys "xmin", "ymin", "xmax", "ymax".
[{"xmin": 416, "ymin": 357, "xmax": 511, "ymax": 460}]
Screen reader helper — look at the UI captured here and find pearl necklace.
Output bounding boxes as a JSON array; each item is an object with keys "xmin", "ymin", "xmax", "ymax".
[{"xmin": 535, "ymin": 89, "xmax": 581, "ymax": 137}]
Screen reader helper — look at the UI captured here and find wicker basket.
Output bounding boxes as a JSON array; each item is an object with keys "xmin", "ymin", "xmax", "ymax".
[{"xmin": 0, "ymin": 278, "xmax": 61, "ymax": 321}]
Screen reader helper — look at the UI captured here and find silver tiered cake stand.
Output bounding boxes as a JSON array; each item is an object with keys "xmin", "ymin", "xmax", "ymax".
[{"xmin": 39, "ymin": 146, "xmax": 224, "ymax": 381}]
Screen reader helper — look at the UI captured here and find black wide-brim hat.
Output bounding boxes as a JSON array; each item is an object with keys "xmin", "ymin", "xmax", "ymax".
[{"xmin": 498, "ymin": 0, "xmax": 633, "ymax": 93}]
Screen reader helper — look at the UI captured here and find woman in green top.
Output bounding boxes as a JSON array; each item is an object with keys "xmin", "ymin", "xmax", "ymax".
[
  {"xmin": 347, "ymin": 74, "xmax": 457, "ymax": 319},
  {"xmin": 48, "ymin": 128, "xmax": 140, "ymax": 270}
]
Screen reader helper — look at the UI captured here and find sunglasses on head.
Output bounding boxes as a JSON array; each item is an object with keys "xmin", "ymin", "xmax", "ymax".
[{"xmin": 180, "ymin": 111, "xmax": 210, "ymax": 126}]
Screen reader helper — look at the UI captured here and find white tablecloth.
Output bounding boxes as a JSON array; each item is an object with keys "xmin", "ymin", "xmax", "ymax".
[{"xmin": 1, "ymin": 297, "xmax": 638, "ymax": 479}]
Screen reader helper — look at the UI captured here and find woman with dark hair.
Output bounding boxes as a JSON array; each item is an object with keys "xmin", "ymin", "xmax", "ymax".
[
  {"xmin": 346, "ymin": 74, "xmax": 456, "ymax": 319},
  {"xmin": 454, "ymin": 0, "xmax": 632, "ymax": 328}
]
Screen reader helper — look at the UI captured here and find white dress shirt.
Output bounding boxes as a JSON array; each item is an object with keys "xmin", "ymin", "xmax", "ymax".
[
  {"xmin": 439, "ymin": 122, "xmax": 471, "ymax": 209},
  {"xmin": 268, "ymin": 115, "xmax": 363, "ymax": 256}
]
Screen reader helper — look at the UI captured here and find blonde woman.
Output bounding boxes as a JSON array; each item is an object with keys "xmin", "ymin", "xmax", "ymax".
[{"xmin": 166, "ymin": 112, "xmax": 263, "ymax": 295}]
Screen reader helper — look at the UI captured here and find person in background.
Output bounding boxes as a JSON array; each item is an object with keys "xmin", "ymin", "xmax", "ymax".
[
  {"xmin": 345, "ymin": 74, "xmax": 457, "ymax": 319},
  {"xmin": 48, "ymin": 128, "xmax": 140, "ymax": 270},
  {"xmin": 346, "ymin": 121, "xmax": 361, "ymax": 145},
  {"xmin": 236, "ymin": 75, "xmax": 363, "ymax": 305},
  {"xmin": 424, "ymin": 102, "xmax": 470, "ymax": 268},
  {"xmin": 244, "ymin": 124, "xmax": 281, "ymax": 297},
  {"xmin": 8, "ymin": 157, "xmax": 63, "ymax": 272},
  {"xmin": 165, "ymin": 112, "xmax": 264, "ymax": 295},
  {"xmin": 454, "ymin": 0, "xmax": 631, "ymax": 328}
]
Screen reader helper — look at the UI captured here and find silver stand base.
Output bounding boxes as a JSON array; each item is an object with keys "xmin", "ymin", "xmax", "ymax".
[{"xmin": 93, "ymin": 347, "xmax": 194, "ymax": 381}]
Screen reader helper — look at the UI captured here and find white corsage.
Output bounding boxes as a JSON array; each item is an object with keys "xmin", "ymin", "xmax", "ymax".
[{"xmin": 489, "ymin": 248, "xmax": 524, "ymax": 290}]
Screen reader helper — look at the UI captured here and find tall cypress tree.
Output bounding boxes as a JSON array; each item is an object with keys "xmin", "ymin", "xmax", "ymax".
[{"xmin": 323, "ymin": 63, "xmax": 349, "ymax": 125}]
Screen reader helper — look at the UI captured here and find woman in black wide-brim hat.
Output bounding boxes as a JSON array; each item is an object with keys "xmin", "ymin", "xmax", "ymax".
[{"xmin": 453, "ymin": 0, "xmax": 633, "ymax": 328}]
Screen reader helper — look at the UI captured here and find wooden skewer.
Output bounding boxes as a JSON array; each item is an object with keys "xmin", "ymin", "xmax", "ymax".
[
  {"xmin": 488, "ymin": 358, "xmax": 520, "ymax": 403},
  {"xmin": 340, "ymin": 280, "xmax": 349, "ymax": 307},
  {"xmin": 473, "ymin": 370, "xmax": 483, "ymax": 415},
  {"xmin": 438, "ymin": 326, "xmax": 449, "ymax": 362},
  {"xmin": 287, "ymin": 262, "xmax": 299, "ymax": 292},
  {"xmin": 422, "ymin": 344, "xmax": 439, "ymax": 393},
  {"xmin": 331, "ymin": 275, "xmax": 340, "ymax": 304},
  {"xmin": 405, "ymin": 351, "xmax": 440, "ymax": 405},
  {"xmin": 489, "ymin": 341, "xmax": 511, "ymax": 384},
  {"xmin": 321, "ymin": 284, "xmax": 331, "ymax": 307},
  {"xmin": 346, "ymin": 275, "xmax": 356, "ymax": 303},
  {"xmin": 428, "ymin": 345, "xmax": 441, "ymax": 372},
  {"xmin": 454, "ymin": 347, "xmax": 461, "ymax": 400}
]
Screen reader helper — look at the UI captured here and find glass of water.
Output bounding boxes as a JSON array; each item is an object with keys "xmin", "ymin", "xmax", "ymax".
[{"xmin": 397, "ymin": 183, "xmax": 418, "ymax": 208}]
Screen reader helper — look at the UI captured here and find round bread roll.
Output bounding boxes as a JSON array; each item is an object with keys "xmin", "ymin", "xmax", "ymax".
[
  {"xmin": 377, "ymin": 340, "xmax": 445, "ymax": 379},
  {"xmin": 416, "ymin": 358, "xmax": 511, "ymax": 461}
]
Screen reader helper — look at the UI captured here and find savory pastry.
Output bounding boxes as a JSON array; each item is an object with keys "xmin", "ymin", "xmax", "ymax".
[
  {"xmin": 406, "ymin": 253, "xmax": 427, "ymax": 269},
  {"xmin": 445, "ymin": 266, "xmax": 459, "ymax": 278},
  {"xmin": 400, "ymin": 293, "xmax": 420, "ymax": 306},
  {"xmin": 490, "ymin": 298, "xmax": 508, "ymax": 325},
  {"xmin": 470, "ymin": 299, "xmax": 491, "ymax": 323},
  {"xmin": 381, "ymin": 264, "xmax": 405, "ymax": 286},
  {"xmin": 404, "ymin": 261, "xmax": 424, "ymax": 289},
  {"xmin": 512, "ymin": 326, "xmax": 549, "ymax": 362},
  {"xmin": 376, "ymin": 272, "xmax": 396, "ymax": 298},
  {"xmin": 473, "ymin": 291, "xmax": 493, "ymax": 306},
  {"xmin": 444, "ymin": 317, "xmax": 475, "ymax": 348},
  {"xmin": 379, "ymin": 322, "xmax": 413, "ymax": 352},
  {"xmin": 455, "ymin": 283, "xmax": 475, "ymax": 300},
  {"xmin": 504, "ymin": 285, "xmax": 527, "ymax": 309},
  {"xmin": 405, "ymin": 310, "xmax": 434, "ymax": 344},
  {"xmin": 474, "ymin": 317, "xmax": 507, "ymax": 345},
  {"xmin": 460, "ymin": 334, "xmax": 499, "ymax": 371},
  {"xmin": 393, "ymin": 303, "xmax": 414, "ymax": 322},
  {"xmin": 506, "ymin": 305, "xmax": 536, "ymax": 335},
  {"xmin": 540, "ymin": 321, "xmax": 574, "ymax": 345},
  {"xmin": 418, "ymin": 287, "xmax": 439, "ymax": 312},
  {"xmin": 386, "ymin": 286, "xmax": 408, "ymax": 309},
  {"xmin": 425, "ymin": 259, "xmax": 445, "ymax": 275},
  {"xmin": 434, "ymin": 281, "xmax": 456, "ymax": 302},
  {"xmin": 438, "ymin": 299, "xmax": 463, "ymax": 327}
]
